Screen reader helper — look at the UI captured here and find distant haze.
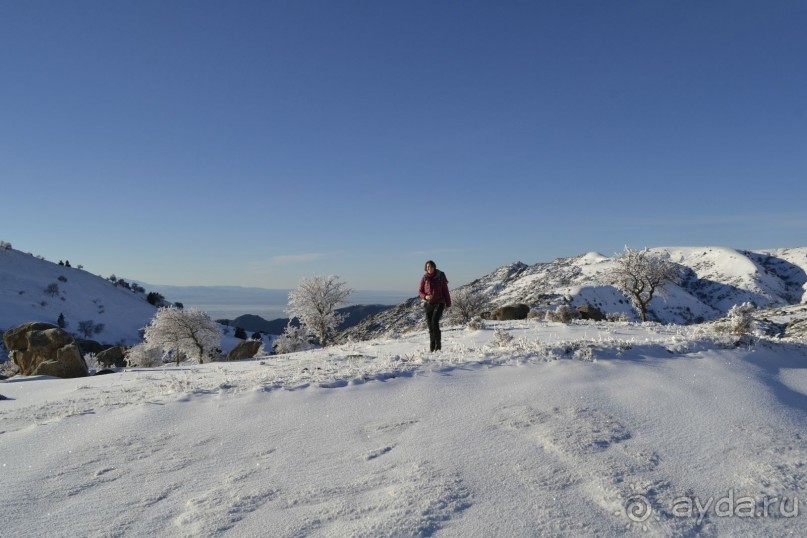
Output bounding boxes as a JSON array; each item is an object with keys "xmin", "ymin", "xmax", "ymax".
[{"xmin": 135, "ymin": 283, "xmax": 413, "ymax": 321}]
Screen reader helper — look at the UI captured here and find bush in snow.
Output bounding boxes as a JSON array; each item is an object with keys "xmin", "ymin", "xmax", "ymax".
[
  {"xmin": 545, "ymin": 304, "xmax": 578, "ymax": 323},
  {"xmin": 125, "ymin": 343, "xmax": 164, "ymax": 367},
  {"xmin": 83, "ymin": 352, "xmax": 98, "ymax": 372},
  {"xmin": 606, "ymin": 312, "xmax": 630, "ymax": 322},
  {"xmin": 273, "ymin": 323, "xmax": 313, "ymax": 354},
  {"xmin": 573, "ymin": 346, "xmax": 595, "ymax": 362},
  {"xmin": 493, "ymin": 329, "xmax": 514, "ymax": 348},
  {"xmin": 467, "ymin": 316, "xmax": 486, "ymax": 331},
  {"xmin": 44, "ymin": 283, "xmax": 60, "ymax": 297},
  {"xmin": 287, "ymin": 275, "xmax": 353, "ymax": 347},
  {"xmin": 143, "ymin": 307, "xmax": 222, "ymax": 365},
  {"xmin": 146, "ymin": 292, "xmax": 165, "ymax": 306},
  {"xmin": 0, "ymin": 357, "xmax": 19, "ymax": 377},
  {"xmin": 0, "ymin": 240, "xmax": 11, "ymax": 250},
  {"xmin": 718, "ymin": 302, "xmax": 757, "ymax": 336},
  {"xmin": 77, "ymin": 320, "xmax": 97, "ymax": 338},
  {"xmin": 448, "ymin": 288, "xmax": 492, "ymax": 325}
]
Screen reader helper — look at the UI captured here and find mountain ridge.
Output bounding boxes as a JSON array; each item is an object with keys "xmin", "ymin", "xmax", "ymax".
[{"xmin": 338, "ymin": 246, "xmax": 807, "ymax": 342}]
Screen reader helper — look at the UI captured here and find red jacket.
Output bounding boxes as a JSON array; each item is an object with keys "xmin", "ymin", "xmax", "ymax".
[{"xmin": 419, "ymin": 270, "xmax": 451, "ymax": 307}]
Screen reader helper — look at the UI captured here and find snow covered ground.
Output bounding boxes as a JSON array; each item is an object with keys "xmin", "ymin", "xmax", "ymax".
[{"xmin": 2, "ymin": 319, "xmax": 806, "ymax": 537}]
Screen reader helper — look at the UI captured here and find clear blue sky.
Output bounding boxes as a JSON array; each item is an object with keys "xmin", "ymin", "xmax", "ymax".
[{"xmin": 2, "ymin": 1, "xmax": 805, "ymax": 292}]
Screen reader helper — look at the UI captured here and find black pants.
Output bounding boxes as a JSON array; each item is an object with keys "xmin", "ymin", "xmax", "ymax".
[{"xmin": 425, "ymin": 302, "xmax": 445, "ymax": 351}]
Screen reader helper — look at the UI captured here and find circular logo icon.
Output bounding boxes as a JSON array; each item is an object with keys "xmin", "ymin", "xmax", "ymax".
[{"xmin": 625, "ymin": 494, "xmax": 652, "ymax": 522}]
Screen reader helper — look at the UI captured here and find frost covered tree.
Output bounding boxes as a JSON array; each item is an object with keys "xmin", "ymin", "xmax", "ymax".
[
  {"xmin": 273, "ymin": 323, "xmax": 313, "ymax": 354},
  {"xmin": 287, "ymin": 275, "xmax": 353, "ymax": 347},
  {"xmin": 143, "ymin": 307, "xmax": 221, "ymax": 365},
  {"xmin": 610, "ymin": 247, "xmax": 680, "ymax": 322},
  {"xmin": 448, "ymin": 288, "xmax": 491, "ymax": 325}
]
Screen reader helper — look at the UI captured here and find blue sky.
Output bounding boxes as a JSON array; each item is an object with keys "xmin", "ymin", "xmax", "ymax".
[{"xmin": 1, "ymin": 1, "xmax": 805, "ymax": 293}]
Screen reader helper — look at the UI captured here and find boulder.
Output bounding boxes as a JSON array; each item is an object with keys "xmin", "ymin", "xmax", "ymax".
[
  {"xmin": 492, "ymin": 304, "xmax": 530, "ymax": 321},
  {"xmin": 3, "ymin": 322, "xmax": 88, "ymax": 378},
  {"xmin": 96, "ymin": 346, "xmax": 127, "ymax": 368},
  {"xmin": 227, "ymin": 339, "xmax": 263, "ymax": 361},
  {"xmin": 576, "ymin": 304, "xmax": 605, "ymax": 321}
]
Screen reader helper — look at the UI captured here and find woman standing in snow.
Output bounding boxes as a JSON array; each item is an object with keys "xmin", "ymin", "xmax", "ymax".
[{"xmin": 419, "ymin": 260, "xmax": 451, "ymax": 352}]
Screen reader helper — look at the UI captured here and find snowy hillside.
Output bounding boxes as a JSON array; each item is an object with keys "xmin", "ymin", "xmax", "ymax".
[
  {"xmin": 0, "ymin": 246, "xmax": 158, "ymax": 345},
  {"xmin": 2, "ymin": 319, "xmax": 806, "ymax": 536},
  {"xmin": 341, "ymin": 247, "xmax": 807, "ymax": 341}
]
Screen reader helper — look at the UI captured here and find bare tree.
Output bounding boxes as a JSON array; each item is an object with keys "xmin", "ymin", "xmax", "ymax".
[
  {"xmin": 143, "ymin": 307, "xmax": 221, "ymax": 364},
  {"xmin": 77, "ymin": 320, "xmax": 96, "ymax": 338},
  {"xmin": 287, "ymin": 275, "xmax": 353, "ymax": 347},
  {"xmin": 448, "ymin": 288, "xmax": 492, "ymax": 325},
  {"xmin": 610, "ymin": 247, "xmax": 680, "ymax": 322}
]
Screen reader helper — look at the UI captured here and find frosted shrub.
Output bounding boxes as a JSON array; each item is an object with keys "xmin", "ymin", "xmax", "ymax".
[
  {"xmin": 606, "ymin": 312, "xmax": 630, "ymax": 322},
  {"xmin": 1, "ymin": 351, "xmax": 19, "ymax": 377},
  {"xmin": 494, "ymin": 329, "xmax": 513, "ymax": 347},
  {"xmin": 545, "ymin": 304, "xmax": 578, "ymax": 323},
  {"xmin": 83, "ymin": 352, "xmax": 98, "ymax": 372},
  {"xmin": 467, "ymin": 316, "xmax": 486, "ymax": 331},
  {"xmin": 125, "ymin": 343, "xmax": 164, "ymax": 368},
  {"xmin": 573, "ymin": 346, "xmax": 595, "ymax": 362},
  {"xmin": 449, "ymin": 288, "xmax": 492, "ymax": 325},
  {"xmin": 273, "ymin": 324, "xmax": 313, "ymax": 354},
  {"xmin": 722, "ymin": 302, "xmax": 756, "ymax": 336}
]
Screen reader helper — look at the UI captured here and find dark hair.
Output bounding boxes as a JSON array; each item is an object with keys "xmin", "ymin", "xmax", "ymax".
[{"xmin": 424, "ymin": 260, "xmax": 436, "ymax": 271}]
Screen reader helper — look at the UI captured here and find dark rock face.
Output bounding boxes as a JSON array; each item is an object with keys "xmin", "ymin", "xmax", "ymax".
[
  {"xmin": 492, "ymin": 304, "xmax": 530, "ymax": 321},
  {"xmin": 96, "ymin": 346, "xmax": 127, "ymax": 368},
  {"xmin": 577, "ymin": 304, "xmax": 605, "ymax": 321},
  {"xmin": 227, "ymin": 340, "xmax": 263, "ymax": 361}
]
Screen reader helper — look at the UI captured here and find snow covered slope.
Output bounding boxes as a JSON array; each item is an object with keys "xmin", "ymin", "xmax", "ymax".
[
  {"xmin": 2, "ymin": 319, "xmax": 806, "ymax": 536},
  {"xmin": 341, "ymin": 247, "xmax": 807, "ymax": 341},
  {"xmin": 0, "ymin": 247, "xmax": 157, "ymax": 345}
]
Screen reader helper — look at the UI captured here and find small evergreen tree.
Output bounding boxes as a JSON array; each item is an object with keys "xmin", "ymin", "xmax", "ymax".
[
  {"xmin": 147, "ymin": 292, "xmax": 165, "ymax": 306},
  {"xmin": 57, "ymin": 313, "xmax": 67, "ymax": 329},
  {"xmin": 234, "ymin": 327, "xmax": 247, "ymax": 340}
]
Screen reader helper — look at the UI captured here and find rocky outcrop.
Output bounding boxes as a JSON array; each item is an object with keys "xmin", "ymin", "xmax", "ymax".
[
  {"xmin": 491, "ymin": 304, "xmax": 530, "ymax": 321},
  {"xmin": 227, "ymin": 340, "xmax": 263, "ymax": 361},
  {"xmin": 96, "ymin": 346, "xmax": 127, "ymax": 368},
  {"xmin": 576, "ymin": 304, "xmax": 605, "ymax": 321},
  {"xmin": 3, "ymin": 322, "xmax": 88, "ymax": 378}
]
